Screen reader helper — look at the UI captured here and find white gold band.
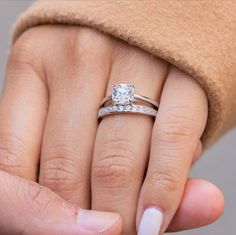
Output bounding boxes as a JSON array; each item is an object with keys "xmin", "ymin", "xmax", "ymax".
[
  {"xmin": 98, "ymin": 105, "xmax": 157, "ymax": 119},
  {"xmin": 98, "ymin": 83, "xmax": 158, "ymax": 120},
  {"xmin": 100, "ymin": 94, "xmax": 159, "ymax": 109}
]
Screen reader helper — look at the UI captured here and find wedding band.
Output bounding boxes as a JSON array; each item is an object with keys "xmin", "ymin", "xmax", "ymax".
[
  {"xmin": 98, "ymin": 104, "xmax": 157, "ymax": 119},
  {"xmin": 98, "ymin": 83, "xmax": 158, "ymax": 120},
  {"xmin": 100, "ymin": 83, "xmax": 159, "ymax": 108}
]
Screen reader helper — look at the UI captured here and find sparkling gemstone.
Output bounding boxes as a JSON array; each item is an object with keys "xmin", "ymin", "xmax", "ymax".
[
  {"xmin": 118, "ymin": 105, "xmax": 124, "ymax": 111},
  {"xmin": 126, "ymin": 105, "xmax": 132, "ymax": 110},
  {"xmin": 107, "ymin": 107, "xmax": 112, "ymax": 112},
  {"xmin": 112, "ymin": 84, "xmax": 135, "ymax": 105}
]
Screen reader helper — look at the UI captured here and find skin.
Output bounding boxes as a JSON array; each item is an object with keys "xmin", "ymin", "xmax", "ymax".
[{"xmin": 0, "ymin": 25, "xmax": 224, "ymax": 234}]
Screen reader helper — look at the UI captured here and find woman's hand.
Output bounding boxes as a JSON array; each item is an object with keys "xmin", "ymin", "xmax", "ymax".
[
  {"xmin": 0, "ymin": 171, "xmax": 122, "ymax": 234},
  {"xmin": 1, "ymin": 26, "xmax": 224, "ymax": 234}
]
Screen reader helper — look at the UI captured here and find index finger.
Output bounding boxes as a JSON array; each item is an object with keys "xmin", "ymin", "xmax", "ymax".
[{"xmin": 136, "ymin": 66, "xmax": 208, "ymax": 235}]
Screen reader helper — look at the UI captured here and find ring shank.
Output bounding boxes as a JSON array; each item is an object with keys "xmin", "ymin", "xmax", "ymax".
[
  {"xmin": 98, "ymin": 104, "xmax": 157, "ymax": 119},
  {"xmin": 100, "ymin": 94, "xmax": 159, "ymax": 108}
]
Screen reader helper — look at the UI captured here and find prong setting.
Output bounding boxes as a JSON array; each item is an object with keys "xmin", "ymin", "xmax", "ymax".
[{"xmin": 112, "ymin": 84, "xmax": 135, "ymax": 105}]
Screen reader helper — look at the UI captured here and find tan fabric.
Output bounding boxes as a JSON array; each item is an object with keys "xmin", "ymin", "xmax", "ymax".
[{"xmin": 12, "ymin": 0, "xmax": 236, "ymax": 148}]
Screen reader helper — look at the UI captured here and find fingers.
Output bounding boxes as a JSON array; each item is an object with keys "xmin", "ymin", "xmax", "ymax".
[
  {"xmin": 192, "ymin": 140, "xmax": 203, "ymax": 164},
  {"xmin": 137, "ymin": 66, "xmax": 208, "ymax": 234},
  {"xmin": 167, "ymin": 179, "xmax": 224, "ymax": 232},
  {"xmin": 0, "ymin": 34, "xmax": 48, "ymax": 180},
  {"xmin": 38, "ymin": 27, "xmax": 113, "ymax": 207},
  {"xmin": 91, "ymin": 44, "xmax": 168, "ymax": 234},
  {"xmin": 0, "ymin": 170, "xmax": 122, "ymax": 235}
]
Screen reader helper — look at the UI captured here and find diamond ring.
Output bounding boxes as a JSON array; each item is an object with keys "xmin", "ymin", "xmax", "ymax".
[
  {"xmin": 100, "ymin": 84, "xmax": 159, "ymax": 108},
  {"xmin": 98, "ymin": 83, "xmax": 158, "ymax": 119}
]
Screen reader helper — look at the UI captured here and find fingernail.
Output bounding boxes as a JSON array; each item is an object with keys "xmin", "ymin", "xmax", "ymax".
[
  {"xmin": 138, "ymin": 207, "xmax": 163, "ymax": 235},
  {"xmin": 77, "ymin": 209, "xmax": 120, "ymax": 233}
]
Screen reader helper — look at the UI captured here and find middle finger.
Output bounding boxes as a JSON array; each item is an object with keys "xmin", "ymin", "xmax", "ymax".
[
  {"xmin": 91, "ymin": 44, "xmax": 168, "ymax": 234},
  {"xmin": 38, "ymin": 27, "xmax": 113, "ymax": 207}
]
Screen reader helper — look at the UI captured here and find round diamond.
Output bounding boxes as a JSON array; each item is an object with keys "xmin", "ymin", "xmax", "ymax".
[
  {"xmin": 126, "ymin": 105, "xmax": 132, "ymax": 111},
  {"xmin": 118, "ymin": 105, "xmax": 124, "ymax": 111},
  {"xmin": 104, "ymin": 107, "xmax": 109, "ymax": 113},
  {"xmin": 99, "ymin": 109, "xmax": 104, "ymax": 115},
  {"xmin": 107, "ymin": 107, "xmax": 112, "ymax": 112}
]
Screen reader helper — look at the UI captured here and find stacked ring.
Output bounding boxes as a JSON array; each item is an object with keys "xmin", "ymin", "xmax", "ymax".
[{"xmin": 98, "ymin": 83, "xmax": 159, "ymax": 119}]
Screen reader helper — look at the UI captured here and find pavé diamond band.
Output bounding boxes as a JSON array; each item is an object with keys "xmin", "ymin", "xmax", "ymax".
[
  {"xmin": 98, "ymin": 83, "xmax": 158, "ymax": 119},
  {"xmin": 100, "ymin": 84, "xmax": 159, "ymax": 108},
  {"xmin": 98, "ymin": 104, "xmax": 157, "ymax": 119}
]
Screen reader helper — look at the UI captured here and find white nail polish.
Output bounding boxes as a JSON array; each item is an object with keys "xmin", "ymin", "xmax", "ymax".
[
  {"xmin": 77, "ymin": 209, "xmax": 120, "ymax": 233},
  {"xmin": 138, "ymin": 207, "xmax": 163, "ymax": 235}
]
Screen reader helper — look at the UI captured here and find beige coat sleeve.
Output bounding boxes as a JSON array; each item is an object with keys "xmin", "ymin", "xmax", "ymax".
[{"xmin": 12, "ymin": 0, "xmax": 236, "ymax": 148}]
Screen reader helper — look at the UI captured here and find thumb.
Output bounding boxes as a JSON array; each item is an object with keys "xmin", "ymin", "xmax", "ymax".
[{"xmin": 0, "ymin": 170, "xmax": 122, "ymax": 235}]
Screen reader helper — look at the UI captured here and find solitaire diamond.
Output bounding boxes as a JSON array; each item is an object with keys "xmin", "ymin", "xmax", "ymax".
[{"xmin": 112, "ymin": 84, "xmax": 135, "ymax": 105}]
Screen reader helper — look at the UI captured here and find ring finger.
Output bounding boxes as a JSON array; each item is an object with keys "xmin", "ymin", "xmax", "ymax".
[{"xmin": 91, "ymin": 44, "xmax": 168, "ymax": 234}]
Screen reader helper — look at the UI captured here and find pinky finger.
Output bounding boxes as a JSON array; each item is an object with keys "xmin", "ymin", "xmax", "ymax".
[
  {"xmin": 192, "ymin": 140, "xmax": 203, "ymax": 165},
  {"xmin": 136, "ymin": 66, "xmax": 208, "ymax": 234}
]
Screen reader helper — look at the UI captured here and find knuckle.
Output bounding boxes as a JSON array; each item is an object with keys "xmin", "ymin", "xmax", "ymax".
[
  {"xmin": 93, "ymin": 139, "xmax": 135, "ymax": 190},
  {"xmin": 0, "ymin": 133, "xmax": 30, "ymax": 173},
  {"xmin": 158, "ymin": 107, "xmax": 197, "ymax": 144},
  {"xmin": 113, "ymin": 44, "xmax": 141, "ymax": 68},
  {"xmin": 66, "ymin": 27, "xmax": 112, "ymax": 64},
  {"xmin": 40, "ymin": 145, "xmax": 82, "ymax": 194},
  {"xmin": 10, "ymin": 29, "xmax": 41, "ymax": 71},
  {"xmin": 148, "ymin": 170, "xmax": 183, "ymax": 194}
]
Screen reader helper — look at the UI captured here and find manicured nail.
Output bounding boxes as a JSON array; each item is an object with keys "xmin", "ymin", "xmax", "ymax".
[
  {"xmin": 77, "ymin": 209, "xmax": 120, "ymax": 233},
  {"xmin": 138, "ymin": 207, "xmax": 163, "ymax": 235}
]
